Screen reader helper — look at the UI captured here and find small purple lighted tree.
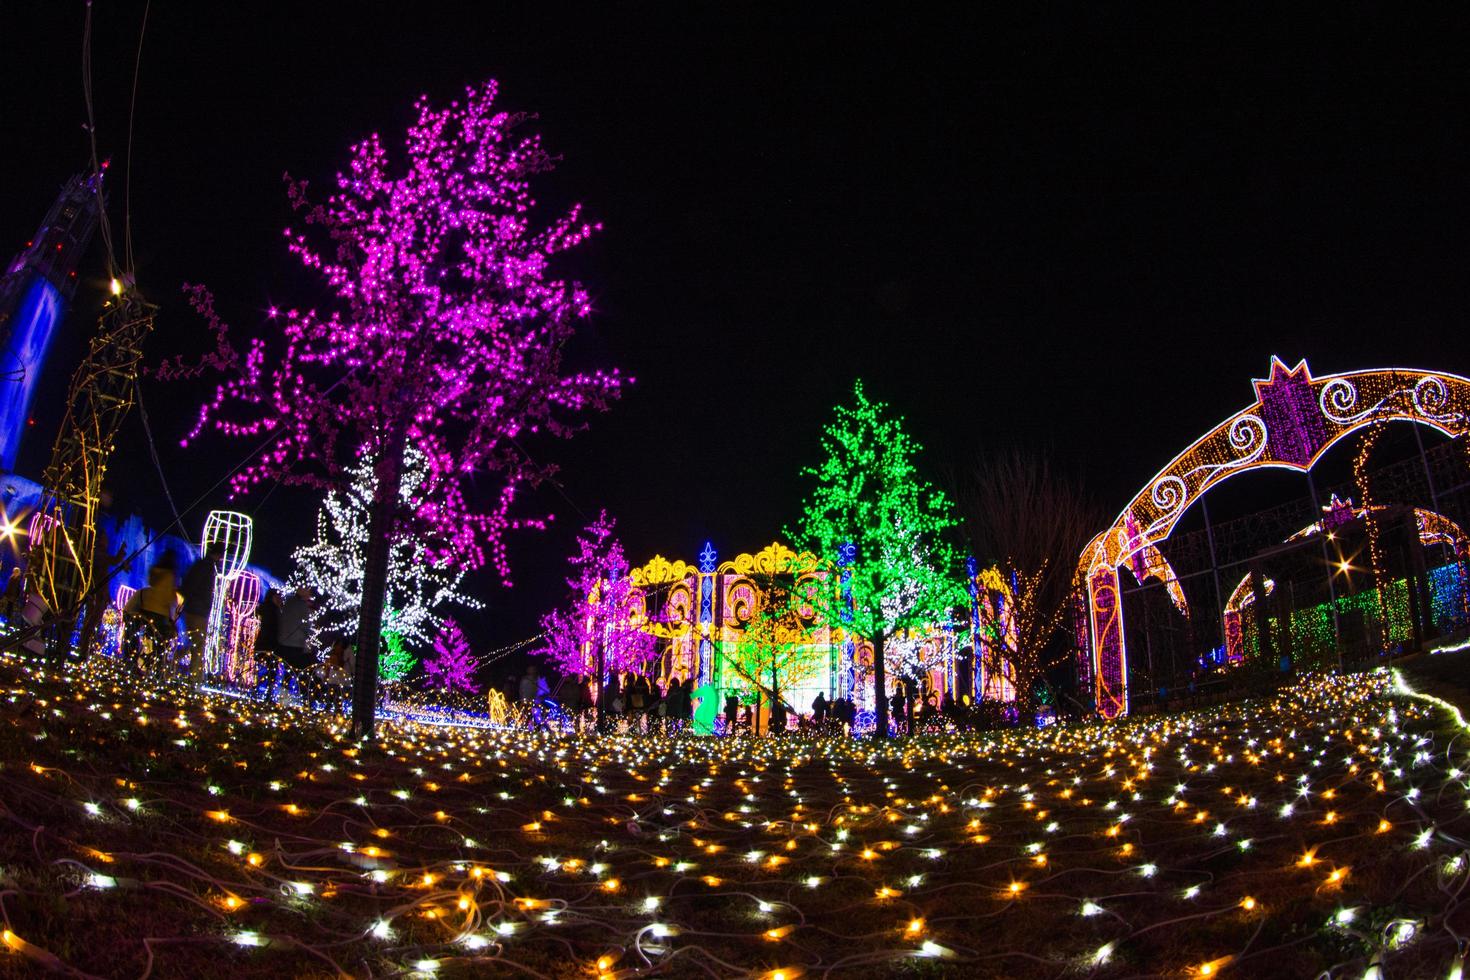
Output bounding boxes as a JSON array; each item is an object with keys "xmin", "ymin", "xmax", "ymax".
[
  {"xmin": 424, "ymin": 618, "xmax": 479, "ymax": 694},
  {"xmin": 536, "ymin": 511, "xmax": 656, "ymax": 713},
  {"xmin": 163, "ymin": 81, "xmax": 625, "ymax": 734}
]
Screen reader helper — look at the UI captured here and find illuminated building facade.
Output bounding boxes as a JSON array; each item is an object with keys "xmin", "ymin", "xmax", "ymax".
[{"xmin": 608, "ymin": 542, "xmax": 1013, "ymax": 727}]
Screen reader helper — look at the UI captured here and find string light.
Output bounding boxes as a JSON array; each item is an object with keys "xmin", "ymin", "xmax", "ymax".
[
  {"xmin": 0, "ymin": 652, "xmax": 1464, "ymax": 975},
  {"xmin": 292, "ymin": 444, "xmax": 483, "ymax": 667}
]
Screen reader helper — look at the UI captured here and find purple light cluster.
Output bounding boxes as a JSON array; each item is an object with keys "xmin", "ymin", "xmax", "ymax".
[
  {"xmin": 423, "ymin": 618, "xmax": 479, "ymax": 693},
  {"xmin": 535, "ymin": 511, "xmax": 657, "ymax": 678}
]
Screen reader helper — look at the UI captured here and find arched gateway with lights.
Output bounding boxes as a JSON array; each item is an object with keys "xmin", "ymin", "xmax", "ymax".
[{"xmin": 1079, "ymin": 358, "xmax": 1470, "ymax": 718}]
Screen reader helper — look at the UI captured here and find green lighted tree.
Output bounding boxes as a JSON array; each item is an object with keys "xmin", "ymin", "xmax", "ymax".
[
  {"xmin": 379, "ymin": 627, "xmax": 416, "ymax": 683},
  {"xmin": 790, "ymin": 380, "xmax": 965, "ymax": 737},
  {"xmin": 724, "ymin": 573, "xmax": 824, "ymax": 734}
]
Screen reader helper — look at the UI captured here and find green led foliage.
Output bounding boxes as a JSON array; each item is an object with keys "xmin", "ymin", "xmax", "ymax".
[
  {"xmin": 1240, "ymin": 578, "xmax": 1417, "ymax": 671},
  {"xmin": 379, "ymin": 628, "xmax": 417, "ymax": 683},
  {"xmin": 790, "ymin": 379, "xmax": 965, "ymax": 736}
]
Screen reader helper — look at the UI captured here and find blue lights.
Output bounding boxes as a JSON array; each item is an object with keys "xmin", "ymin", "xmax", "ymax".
[{"xmin": 0, "ymin": 277, "xmax": 63, "ymax": 471}]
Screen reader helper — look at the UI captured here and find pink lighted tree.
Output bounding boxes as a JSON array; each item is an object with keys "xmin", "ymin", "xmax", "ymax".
[
  {"xmin": 424, "ymin": 618, "xmax": 479, "ymax": 694},
  {"xmin": 535, "ymin": 511, "xmax": 656, "ymax": 704},
  {"xmin": 163, "ymin": 81, "xmax": 626, "ymax": 734}
]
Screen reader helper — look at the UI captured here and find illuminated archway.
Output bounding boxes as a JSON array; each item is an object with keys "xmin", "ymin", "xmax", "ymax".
[{"xmin": 1079, "ymin": 358, "xmax": 1470, "ymax": 718}]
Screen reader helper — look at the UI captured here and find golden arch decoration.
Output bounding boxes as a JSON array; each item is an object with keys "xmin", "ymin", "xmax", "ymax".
[
  {"xmin": 1079, "ymin": 358, "xmax": 1470, "ymax": 718},
  {"xmin": 717, "ymin": 541, "xmax": 826, "ymax": 578}
]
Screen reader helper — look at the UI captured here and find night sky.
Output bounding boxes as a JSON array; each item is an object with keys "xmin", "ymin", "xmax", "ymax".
[{"xmin": 5, "ymin": 5, "xmax": 1470, "ymax": 654}]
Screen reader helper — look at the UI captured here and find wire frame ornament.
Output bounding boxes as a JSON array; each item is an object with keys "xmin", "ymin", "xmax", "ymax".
[
  {"xmin": 201, "ymin": 510, "xmax": 253, "ymax": 674},
  {"xmin": 224, "ymin": 571, "xmax": 262, "ymax": 684},
  {"xmin": 25, "ymin": 295, "xmax": 155, "ymax": 635}
]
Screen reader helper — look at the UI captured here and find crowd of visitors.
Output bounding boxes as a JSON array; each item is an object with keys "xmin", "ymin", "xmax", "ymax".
[{"xmin": 496, "ymin": 666, "xmax": 699, "ymax": 732}]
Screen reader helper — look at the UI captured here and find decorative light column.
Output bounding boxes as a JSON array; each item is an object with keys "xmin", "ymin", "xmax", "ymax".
[
  {"xmin": 838, "ymin": 542, "xmax": 856, "ymax": 704},
  {"xmin": 967, "ymin": 557, "xmax": 981, "ymax": 699},
  {"xmin": 697, "ymin": 541, "xmax": 716, "ymax": 687},
  {"xmin": 1088, "ymin": 564, "xmax": 1127, "ymax": 718},
  {"xmin": 112, "ymin": 584, "xmax": 136, "ymax": 658}
]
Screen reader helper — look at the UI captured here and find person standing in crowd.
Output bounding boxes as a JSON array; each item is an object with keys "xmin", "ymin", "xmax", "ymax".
[
  {"xmin": 577, "ymin": 675, "xmax": 594, "ymax": 729},
  {"xmin": 180, "ymin": 541, "xmax": 226, "ymax": 678},
  {"xmin": 518, "ymin": 664, "xmax": 540, "ymax": 704},
  {"xmin": 276, "ymin": 586, "xmax": 317, "ymax": 702},
  {"xmin": 2, "ymin": 566, "xmax": 23, "ymax": 622},
  {"xmin": 812, "ymin": 691, "xmax": 828, "ymax": 730},
  {"xmin": 671, "ymin": 676, "xmax": 691, "ymax": 730},
  {"xmin": 599, "ymin": 673, "xmax": 621, "ymax": 732},
  {"xmin": 770, "ymin": 697, "xmax": 787, "ymax": 735},
  {"xmin": 627, "ymin": 673, "xmax": 647, "ymax": 731},
  {"xmin": 253, "ymin": 588, "xmax": 284, "ymax": 703},
  {"xmin": 662, "ymin": 676, "xmax": 679, "ymax": 731},
  {"xmin": 313, "ymin": 637, "xmax": 353, "ymax": 713},
  {"xmin": 723, "ymin": 692, "xmax": 739, "ymax": 734},
  {"xmin": 122, "ymin": 557, "xmax": 180, "ymax": 674},
  {"xmin": 558, "ymin": 672, "xmax": 584, "ymax": 720},
  {"xmin": 836, "ymin": 697, "xmax": 855, "ymax": 732},
  {"xmin": 889, "ymin": 686, "xmax": 906, "ymax": 736},
  {"xmin": 518, "ymin": 664, "xmax": 542, "ymax": 726}
]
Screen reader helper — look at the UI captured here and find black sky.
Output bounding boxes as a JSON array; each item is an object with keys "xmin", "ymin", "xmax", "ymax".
[{"xmin": 4, "ymin": 4, "xmax": 1470, "ymax": 653}]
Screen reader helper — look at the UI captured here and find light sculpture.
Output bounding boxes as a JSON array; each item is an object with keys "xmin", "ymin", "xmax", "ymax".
[
  {"xmin": 25, "ymin": 291, "xmax": 154, "ymax": 638},
  {"xmin": 162, "ymin": 80, "xmax": 626, "ymax": 736},
  {"xmin": 201, "ymin": 510, "xmax": 252, "ymax": 675},
  {"xmin": 697, "ymin": 541, "xmax": 717, "ymax": 688},
  {"xmin": 791, "ymin": 380, "xmax": 967, "ymax": 736},
  {"xmin": 110, "ymin": 584, "xmax": 136, "ymax": 658},
  {"xmin": 379, "ymin": 628, "xmax": 416, "ymax": 682},
  {"xmin": 564, "ymin": 540, "xmax": 998, "ymax": 727},
  {"xmin": 225, "ymin": 571, "xmax": 262, "ymax": 683},
  {"xmin": 972, "ymin": 566, "xmax": 1019, "ymax": 702},
  {"xmin": 1080, "ymin": 358, "xmax": 1470, "ymax": 717},
  {"xmin": 424, "ymin": 619, "xmax": 479, "ymax": 694}
]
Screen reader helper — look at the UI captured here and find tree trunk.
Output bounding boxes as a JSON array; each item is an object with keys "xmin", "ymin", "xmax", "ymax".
[
  {"xmin": 594, "ymin": 638, "xmax": 606, "ymax": 730},
  {"xmin": 771, "ymin": 664, "xmax": 779, "ymax": 736},
  {"xmin": 872, "ymin": 631, "xmax": 888, "ymax": 738},
  {"xmin": 350, "ymin": 425, "xmax": 410, "ymax": 738}
]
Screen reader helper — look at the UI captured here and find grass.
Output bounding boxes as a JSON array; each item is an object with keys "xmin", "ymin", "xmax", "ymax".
[{"xmin": 0, "ymin": 654, "xmax": 1465, "ymax": 978}]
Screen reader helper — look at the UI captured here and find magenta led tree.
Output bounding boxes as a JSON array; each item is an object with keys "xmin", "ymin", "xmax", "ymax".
[
  {"xmin": 535, "ymin": 511, "xmax": 656, "ymax": 707},
  {"xmin": 164, "ymin": 81, "xmax": 625, "ymax": 735},
  {"xmin": 424, "ymin": 618, "xmax": 479, "ymax": 694}
]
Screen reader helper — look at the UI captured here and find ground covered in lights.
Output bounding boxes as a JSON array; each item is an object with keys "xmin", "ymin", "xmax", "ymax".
[{"xmin": 0, "ymin": 657, "xmax": 1467, "ymax": 978}]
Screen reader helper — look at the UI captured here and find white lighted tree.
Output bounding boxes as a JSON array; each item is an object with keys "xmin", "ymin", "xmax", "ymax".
[{"xmin": 290, "ymin": 445, "xmax": 481, "ymax": 654}]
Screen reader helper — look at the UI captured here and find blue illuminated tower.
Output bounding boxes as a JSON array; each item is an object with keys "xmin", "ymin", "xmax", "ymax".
[{"xmin": 0, "ymin": 171, "xmax": 105, "ymax": 472}]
